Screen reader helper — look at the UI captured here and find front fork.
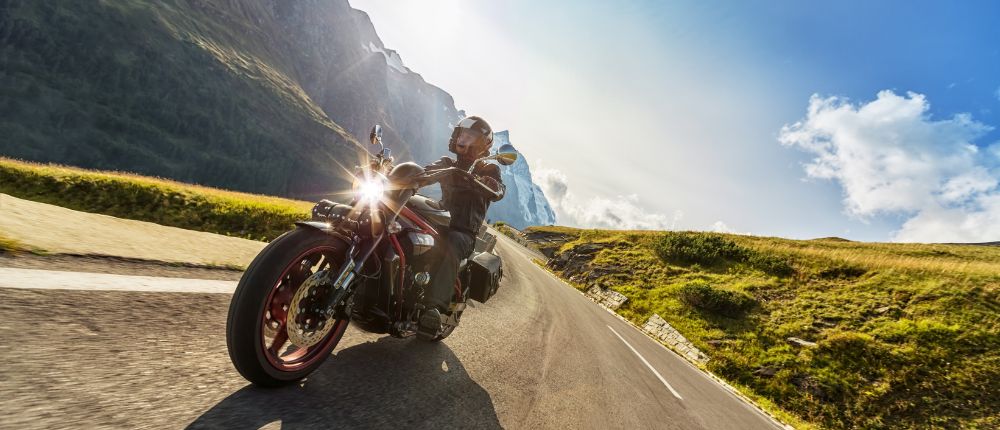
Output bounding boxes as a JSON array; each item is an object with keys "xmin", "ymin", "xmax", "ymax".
[{"xmin": 320, "ymin": 234, "xmax": 384, "ymax": 318}]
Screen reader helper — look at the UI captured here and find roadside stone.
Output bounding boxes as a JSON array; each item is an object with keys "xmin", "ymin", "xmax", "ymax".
[
  {"xmin": 873, "ymin": 305, "xmax": 901, "ymax": 316},
  {"xmin": 786, "ymin": 337, "xmax": 818, "ymax": 348},
  {"xmin": 548, "ymin": 252, "xmax": 570, "ymax": 269},
  {"xmin": 572, "ymin": 243, "xmax": 608, "ymax": 255},
  {"xmin": 586, "ymin": 284, "xmax": 628, "ymax": 310},
  {"xmin": 752, "ymin": 367, "xmax": 777, "ymax": 378},
  {"xmin": 643, "ymin": 313, "xmax": 709, "ymax": 365},
  {"xmin": 812, "ymin": 318, "xmax": 838, "ymax": 328}
]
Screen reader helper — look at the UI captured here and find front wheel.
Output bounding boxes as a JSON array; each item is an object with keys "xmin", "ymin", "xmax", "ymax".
[{"xmin": 226, "ymin": 228, "xmax": 351, "ymax": 387}]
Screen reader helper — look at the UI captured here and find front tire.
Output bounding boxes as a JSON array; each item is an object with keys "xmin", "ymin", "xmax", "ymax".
[{"xmin": 226, "ymin": 227, "xmax": 350, "ymax": 387}]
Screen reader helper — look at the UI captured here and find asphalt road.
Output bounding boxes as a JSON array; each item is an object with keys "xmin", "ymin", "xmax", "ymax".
[{"xmin": 0, "ymin": 233, "xmax": 785, "ymax": 429}]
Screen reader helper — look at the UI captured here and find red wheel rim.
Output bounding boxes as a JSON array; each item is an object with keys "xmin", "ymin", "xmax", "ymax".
[{"xmin": 259, "ymin": 245, "xmax": 349, "ymax": 371}]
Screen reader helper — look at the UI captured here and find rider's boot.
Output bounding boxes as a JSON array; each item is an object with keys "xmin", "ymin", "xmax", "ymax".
[{"xmin": 417, "ymin": 307, "xmax": 442, "ymax": 341}]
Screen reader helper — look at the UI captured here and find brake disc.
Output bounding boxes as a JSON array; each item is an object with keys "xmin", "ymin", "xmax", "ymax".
[{"xmin": 286, "ymin": 270, "xmax": 336, "ymax": 348}]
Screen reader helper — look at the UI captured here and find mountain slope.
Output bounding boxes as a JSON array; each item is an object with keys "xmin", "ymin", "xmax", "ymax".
[
  {"xmin": 0, "ymin": 0, "xmax": 362, "ymax": 198},
  {"xmin": 0, "ymin": 0, "xmax": 554, "ymax": 223},
  {"xmin": 0, "ymin": 0, "xmax": 462, "ymax": 197},
  {"xmin": 273, "ymin": 2, "xmax": 465, "ymax": 165}
]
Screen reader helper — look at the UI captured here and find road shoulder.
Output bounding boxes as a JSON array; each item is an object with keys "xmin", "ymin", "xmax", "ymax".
[{"xmin": 0, "ymin": 193, "xmax": 265, "ymax": 268}]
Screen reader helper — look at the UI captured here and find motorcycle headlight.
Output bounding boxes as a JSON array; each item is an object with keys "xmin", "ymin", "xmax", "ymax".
[{"xmin": 353, "ymin": 177, "xmax": 386, "ymax": 202}]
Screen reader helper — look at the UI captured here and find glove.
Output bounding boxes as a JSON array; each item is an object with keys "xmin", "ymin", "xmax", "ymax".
[{"xmin": 476, "ymin": 175, "xmax": 502, "ymax": 193}]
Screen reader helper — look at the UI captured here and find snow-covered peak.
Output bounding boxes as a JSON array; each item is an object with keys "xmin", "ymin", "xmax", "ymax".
[
  {"xmin": 486, "ymin": 130, "xmax": 557, "ymax": 228},
  {"xmin": 494, "ymin": 130, "xmax": 511, "ymax": 147},
  {"xmin": 361, "ymin": 41, "xmax": 410, "ymax": 74}
]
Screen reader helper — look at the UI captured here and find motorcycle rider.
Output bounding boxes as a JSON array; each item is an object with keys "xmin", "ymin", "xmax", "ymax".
[{"xmin": 417, "ymin": 116, "xmax": 505, "ymax": 340}]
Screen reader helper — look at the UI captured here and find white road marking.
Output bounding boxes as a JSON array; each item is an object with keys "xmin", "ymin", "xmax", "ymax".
[
  {"xmin": 0, "ymin": 267, "xmax": 236, "ymax": 294},
  {"xmin": 608, "ymin": 325, "xmax": 684, "ymax": 400}
]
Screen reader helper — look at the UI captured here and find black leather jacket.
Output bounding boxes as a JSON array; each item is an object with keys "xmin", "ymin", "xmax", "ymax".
[{"xmin": 424, "ymin": 156, "xmax": 505, "ymax": 235}]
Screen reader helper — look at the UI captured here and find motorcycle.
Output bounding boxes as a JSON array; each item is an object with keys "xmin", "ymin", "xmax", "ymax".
[{"xmin": 226, "ymin": 125, "xmax": 517, "ymax": 387}]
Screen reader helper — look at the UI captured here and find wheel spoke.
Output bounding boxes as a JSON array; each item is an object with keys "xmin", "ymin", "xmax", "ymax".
[
  {"xmin": 281, "ymin": 344, "xmax": 308, "ymax": 361},
  {"xmin": 289, "ymin": 262, "xmax": 313, "ymax": 286},
  {"xmin": 268, "ymin": 324, "xmax": 288, "ymax": 356},
  {"xmin": 260, "ymin": 246, "xmax": 347, "ymax": 371}
]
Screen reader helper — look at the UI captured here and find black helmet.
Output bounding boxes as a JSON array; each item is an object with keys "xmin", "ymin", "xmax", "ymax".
[{"xmin": 448, "ymin": 116, "xmax": 493, "ymax": 157}]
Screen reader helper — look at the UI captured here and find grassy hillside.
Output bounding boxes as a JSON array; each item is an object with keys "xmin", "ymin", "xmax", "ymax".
[
  {"xmin": 526, "ymin": 226, "xmax": 1000, "ymax": 429},
  {"xmin": 1, "ymin": 157, "xmax": 312, "ymax": 241},
  {"xmin": 0, "ymin": 0, "xmax": 361, "ymax": 199}
]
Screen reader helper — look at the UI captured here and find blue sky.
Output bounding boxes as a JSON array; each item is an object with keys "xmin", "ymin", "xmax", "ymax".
[{"xmin": 350, "ymin": 0, "xmax": 1000, "ymax": 242}]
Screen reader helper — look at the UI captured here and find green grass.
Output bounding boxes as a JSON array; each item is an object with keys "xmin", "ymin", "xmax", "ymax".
[
  {"xmin": 527, "ymin": 226, "xmax": 1000, "ymax": 429},
  {"xmin": 1, "ymin": 157, "xmax": 313, "ymax": 241},
  {"xmin": 493, "ymin": 222, "xmax": 519, "ymax": 241}
]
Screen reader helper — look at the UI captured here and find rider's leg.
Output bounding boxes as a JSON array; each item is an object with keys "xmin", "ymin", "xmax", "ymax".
[
  {"xmin": 419, "ymin": 230, "xmax": 474, "ymax": 339},
  {"xmin": 424, "ymin": 229, "xmax": 476, "ymax": 312}
]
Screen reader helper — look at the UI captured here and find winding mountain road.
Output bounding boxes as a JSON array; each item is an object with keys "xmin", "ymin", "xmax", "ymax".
[{"xmin": 0, "ymin": 233, "xmax": 785, "ymax": 429}]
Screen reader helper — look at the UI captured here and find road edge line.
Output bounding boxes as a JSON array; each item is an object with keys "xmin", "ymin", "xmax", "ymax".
[{"xmin": 607, "ymin": 325, "xmax": 683, "ymax": 400}]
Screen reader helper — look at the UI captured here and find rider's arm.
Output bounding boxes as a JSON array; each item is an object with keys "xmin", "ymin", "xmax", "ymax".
[
  {"xmin": 423, "ymin": 156, "xmax": 453, "ymax": 172},
  {"xmin": 473, "ymin": 163, "xmax": 505, "ymax": 202}
]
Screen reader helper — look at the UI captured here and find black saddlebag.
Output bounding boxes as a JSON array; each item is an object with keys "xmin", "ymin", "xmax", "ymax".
[{"xmin": 468, "ymin": 251, "xmax": 502, "ymax": 303}]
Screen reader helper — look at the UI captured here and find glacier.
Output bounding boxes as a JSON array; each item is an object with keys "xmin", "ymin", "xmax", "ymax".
[{"xmin": 486, "ymin": 131, "xmax": 557, "ymax": 229}]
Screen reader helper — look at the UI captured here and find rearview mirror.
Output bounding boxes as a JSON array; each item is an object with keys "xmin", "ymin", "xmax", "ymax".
[
  {"xmin": 369, "ymin": 125, "xmax": 383, "ymax": 146},
  {"xmin": 494, "ymin": 144, "xmax": 517, "ymax": 166}
]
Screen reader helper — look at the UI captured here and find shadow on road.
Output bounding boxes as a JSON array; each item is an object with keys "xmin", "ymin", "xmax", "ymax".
[{"xmin": 187, "ymin": 336, "xmax": 502, "ymax": 429}]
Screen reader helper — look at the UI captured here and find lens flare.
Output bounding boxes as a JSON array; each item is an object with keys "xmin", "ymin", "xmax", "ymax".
[{"xmin": 358, "ymin": 179, "xmax": 385, "ymax": 201}]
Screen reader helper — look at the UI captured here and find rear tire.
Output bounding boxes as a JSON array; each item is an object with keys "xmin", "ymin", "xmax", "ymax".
[{"xmin": 226, "ymin": 227, "xmax": 350, "ymax": 387}]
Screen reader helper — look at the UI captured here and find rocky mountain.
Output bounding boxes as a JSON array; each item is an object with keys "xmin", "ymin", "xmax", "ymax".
[
  {"xmin": 0, "ymin": 0, "xmax": 553, "ymax": 225},
  {"xmin": 267, "ymin": 1, "xmax": 463, "ymax": 165},
  {"xmin": 487, "ymin": 131, "xmax": 557, "ymax": 229}
]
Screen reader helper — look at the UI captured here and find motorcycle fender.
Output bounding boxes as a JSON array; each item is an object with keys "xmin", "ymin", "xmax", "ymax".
[{"xmin": 294, "ymin": 221, "xmax": 353, "ymax": 243}]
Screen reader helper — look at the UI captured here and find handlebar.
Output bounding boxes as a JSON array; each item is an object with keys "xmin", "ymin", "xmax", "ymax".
[{"xmin": 410, "ymin": 166, "xmax": 502, "ymax": 200}]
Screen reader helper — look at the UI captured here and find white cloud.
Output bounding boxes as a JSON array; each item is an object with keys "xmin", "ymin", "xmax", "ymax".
[
  {"xmin": 939, "ymin": 168, "xmax": 997, "ymax": 204},
  {"xmin": 780, "ymin": 90, "xmax": 1000, "ymax": 242},
  {"xmin": 532, "ymin": 166, "xmax": 672, "ymax": 230},
  {"xmin": 710, "ymin": 221, "xmax": 735, "ymax": 233}
]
